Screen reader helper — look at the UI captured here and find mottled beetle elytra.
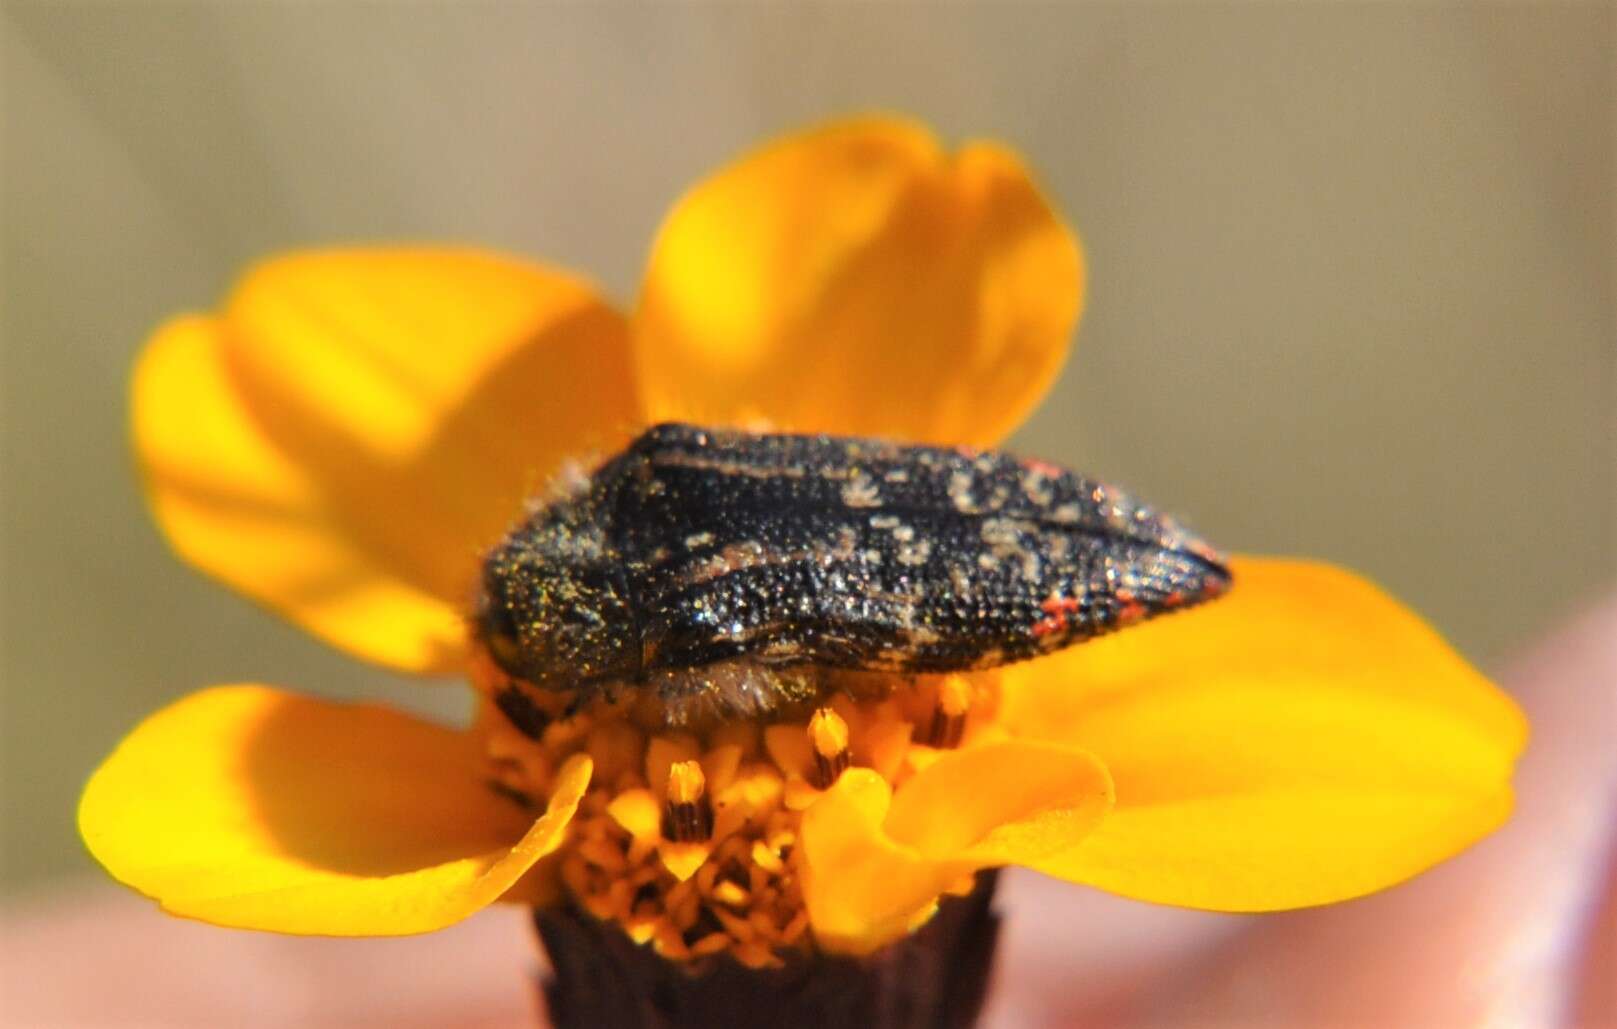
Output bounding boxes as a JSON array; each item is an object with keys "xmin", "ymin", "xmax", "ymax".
[{"xmin": 475, "ymin": 422, "xmax": 1231, "ymax": 726}]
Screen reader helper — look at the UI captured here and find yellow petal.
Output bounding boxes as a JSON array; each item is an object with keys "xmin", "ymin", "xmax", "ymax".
[
  {"xmin": 884, "ymin": 740, "xmax": 1112, "ymax": 866},
  {"xmin": 799, "ymin": 770, "xmax": 945, "ymax": 954},
  {"xmin": 606, "ymin": 787, "xmax": 661, "ymax": 842},
  {"xmin": 1001, "ymin": 557, "xmax": 1527, "ymax": 911},
  {"xmin": 136, "ymin": 248, "xmax": 637, "ymax": 673},
  {"xmin": 658, "ymin": 841, "xmax": 712, "ymax": 882},
  {"xmin": 799, "ymin": 742, "xmax": 1110, "ymax": 955},
  {"xmin": 635, "ymin": 114, "xmax": 1082, "ymax": 446},
  {"xmin": 135, "ymin": 319, "xmax": 466, "ymax": 673},
  {"xmin": 763, "ymin": 722, "xmax": 813, "ymax": 779},
  {"xmin": 700, "ymin": 743, "xmax": 744, "ymax": 793},
  {"xmin": 79, "ymin": 685, "xmax": 592, "ymax": 935},
  {"xmin": 715, "ymin": 765, "xmax": 784, "ymax": 824}
]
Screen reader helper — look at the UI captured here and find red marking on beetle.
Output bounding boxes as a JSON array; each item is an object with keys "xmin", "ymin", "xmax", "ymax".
[
  {"xmin": 1116, "ymin": 601, "xmax": 1146, "ymax": 624},
  {"xmin": 1034, "ymin": 594, "xmax": 1081, "ymax": 637},
  {"xmin": 1022, "ymin": 458, "xmax": 1066, "ymax": 478}
]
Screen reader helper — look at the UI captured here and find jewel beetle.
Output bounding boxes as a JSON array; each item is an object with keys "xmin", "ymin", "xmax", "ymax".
[{"xmin": 476, "ymin": 422, "xmax": 1231, "ymax": 726}]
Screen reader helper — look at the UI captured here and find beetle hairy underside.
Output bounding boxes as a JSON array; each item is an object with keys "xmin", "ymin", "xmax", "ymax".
[{"xmin": 475, "ymin": 423, "xmax": 1230, "ymax": 727}]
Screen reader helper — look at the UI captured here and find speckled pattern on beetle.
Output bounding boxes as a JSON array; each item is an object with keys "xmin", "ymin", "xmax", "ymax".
[{"xmin": 476, "ymin": 423, "xmax": 1231, "ymax": 727}]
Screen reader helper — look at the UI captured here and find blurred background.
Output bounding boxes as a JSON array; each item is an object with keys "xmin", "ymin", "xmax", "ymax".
[{"xmin": 2, "ymin": 2, "xmax": 1611, "ymax": 911}]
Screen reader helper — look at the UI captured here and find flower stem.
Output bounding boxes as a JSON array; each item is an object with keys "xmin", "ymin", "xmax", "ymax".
[{"xmin": 533, "ymin": 870, "xmax": 1001, "ymax": 1029}]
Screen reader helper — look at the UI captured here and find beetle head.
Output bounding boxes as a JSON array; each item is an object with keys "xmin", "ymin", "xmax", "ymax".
[{"xmin": 475, "ymin": 503, "xmax": 638, "ymax": 692}]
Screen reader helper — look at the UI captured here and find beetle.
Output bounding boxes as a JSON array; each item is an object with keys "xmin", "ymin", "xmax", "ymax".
[{"xmin": 476, "ymin": 422, "xmax": 1230, "ymax": 727}]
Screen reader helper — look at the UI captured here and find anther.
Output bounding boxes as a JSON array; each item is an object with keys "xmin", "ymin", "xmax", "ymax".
[
  {"xmin": 921, "ymin": 675, "xmax": 972, "ymax": 748},
  {"xmin": 807, "ymin": 708, "xmax": 852, "ymax": 788},
  {"xmin": 660, "ymin": 760, "xmax": 714, "ymax": 842}
]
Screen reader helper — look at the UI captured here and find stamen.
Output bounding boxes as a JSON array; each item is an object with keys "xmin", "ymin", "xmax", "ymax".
[
  {"xmin": 921, "ymin": 675, "xmax": 972, "ymax": 748},
  {"xmin": 660, "ymin": 760, "xmax": 714, "ymax": 842},
  {"xmin": 807, "ymin": 707, "xmax": 852, "ymax": 788}
]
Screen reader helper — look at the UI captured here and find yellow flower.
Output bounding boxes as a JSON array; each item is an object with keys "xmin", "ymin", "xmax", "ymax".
[{"xmin": 78, "ymin": 116, "xmax": 1524, "ymax": 965}]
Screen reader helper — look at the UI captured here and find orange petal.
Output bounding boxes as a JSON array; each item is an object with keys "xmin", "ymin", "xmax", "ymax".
[
  {"xmin": 1001, "ymin": 557, "xmax": 1527, "ymax": 911},
  {"xmin": 635, "ymin": 114, "xmax": 1082, "ymax": 446},
  {"xmin": 799, "ymin": 742, "xmax": 1110, "ymax": 955},
  {"xmin": 135, "ymin": 249, "xmax": 637, "ymax": 673},
  {"xmin": 78, "ymin": 685, "xmax": 592, "ymax": 935}
]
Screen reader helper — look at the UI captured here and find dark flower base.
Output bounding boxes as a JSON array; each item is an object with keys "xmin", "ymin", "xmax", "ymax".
[{"xmin": 533, "ymin": 870, "xmax": 1001, "ymax": 1029}]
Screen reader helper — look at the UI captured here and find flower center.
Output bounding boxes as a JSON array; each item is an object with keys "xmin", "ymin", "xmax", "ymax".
[{"xmin": 471, "ymin": 651, "xmax": 1002, "ymax": 969}]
